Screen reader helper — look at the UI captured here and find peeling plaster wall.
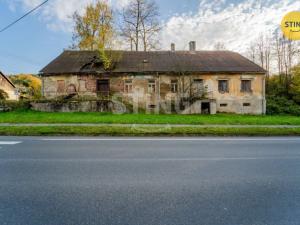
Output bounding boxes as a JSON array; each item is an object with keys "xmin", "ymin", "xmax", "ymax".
[{"xmin": 42, "ymin": 73, "xmax": 265, "ymax": 114}]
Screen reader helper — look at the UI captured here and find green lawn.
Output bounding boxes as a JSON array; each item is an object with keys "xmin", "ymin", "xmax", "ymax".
[
  {"xmin": 0, "ymin": 126, "xmax": 300, "ymax": 136},
  {"xmin": 0, "ymin": 110, "xmax": 300, "ymax": 125}
]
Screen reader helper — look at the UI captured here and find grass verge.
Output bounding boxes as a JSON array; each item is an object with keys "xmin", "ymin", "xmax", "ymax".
[
  {"xmin": 0, "ymin": 126, "xmax": 300, "ymax": 136},
  {"xmin": 1, "ymin": 110, "xmax": 300, "ymax": 125}
]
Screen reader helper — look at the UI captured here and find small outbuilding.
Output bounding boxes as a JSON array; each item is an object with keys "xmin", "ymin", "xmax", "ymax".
[{"xmin": 0, "ymin": 71, "xmax": 19, "ymax": 100}]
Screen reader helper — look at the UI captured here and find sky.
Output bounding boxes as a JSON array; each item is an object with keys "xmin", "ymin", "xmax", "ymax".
[{"xmin": 0, "ymin": 0, "xmax": 299, "ymax": 74}]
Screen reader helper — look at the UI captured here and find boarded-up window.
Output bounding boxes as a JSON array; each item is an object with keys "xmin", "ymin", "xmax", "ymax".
[
  {"xmin": 241, "ymin": 80, "xmax": 252, "ymax": 93},
  {"xmin": 57, "ymin": 80, "xmax": 65, "ymax": 93},
  {"xmin": 124, "ymin": 80, "xmax": 133, "ymax": 93},
  {"xmin": 218, "ymin": 80, "xmax": 229, "ymax": 93},
  {"xmin": 78, "ymin": 80, "xmax": 86, "ymax": 92}
]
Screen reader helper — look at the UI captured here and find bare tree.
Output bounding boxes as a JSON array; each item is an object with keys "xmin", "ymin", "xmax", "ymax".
[
  {"xmin": 272, "ymin": 30, "xmax": 300, "ymax": 91},
  {"xmin": 247, "ymin": 42, "xmax": 257, "ymax": 63},
  {"xmin": 246, "ymin": 35, "xmax": 272, "ymax": 87},
  {"xmin": 121, "ymin": 0, "xmax": 161, "ymax": 51},
  {"xmin": 274, "ymin": 32, "xmax": 284, "ymax": 77}
]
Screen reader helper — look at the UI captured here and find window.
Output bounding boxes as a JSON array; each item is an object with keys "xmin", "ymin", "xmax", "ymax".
[
  {"xmin": 220, "ymin": 103, "xmax": 228, "ymax": 107},
  {"xmin": 194, "ymin": 79, "xmax": 203, "ymax": 86},
  {"xmin": 243, "ymin": 103, "xmax": 251, "ymax": 107},
  {"xmin": 218, "ymin": 80, "xmax": 229, "ymax": 93},
  {"xmin": 241, "ymin": 80, "xmax": 252, "ymax": 93},
  {"xmin": 57, "ymin": 80, "xmax": 65, "ymax": 93},
  {"xmin": 124, "ymin": 80, "xmax": 133, "ymax": 93},
  {"xmin": 78, "ymin": 80, "xmax": 86, "ymax": 92},
  {"xmin": 148, "ymin": 80, "xmax": 156, "ymax": 93},
  {"xmin": 171, "ymin": 80, "xmax": 178, "ymax": 93},
  {"xmin": 193, "ymin": 79, "xmax": 204, "ymax": 95}
]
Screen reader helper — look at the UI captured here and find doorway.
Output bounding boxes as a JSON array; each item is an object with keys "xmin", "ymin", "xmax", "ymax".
[
  {"xmin": 97, "ymin": 79, "xmax": 110, "ymax": 97},
  {"xmin": 201, "ymin": 102, "xmax": 210, "ymax": 114}
]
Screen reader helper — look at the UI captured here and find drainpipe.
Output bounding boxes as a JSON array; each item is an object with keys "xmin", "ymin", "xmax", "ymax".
[
  {"xmin": 157, "ymin": 72, "xmax": 160, "ymax": 113},
  {"xmin": 262, "ymin": 75, "xmax": 266, "ymax": 115}
]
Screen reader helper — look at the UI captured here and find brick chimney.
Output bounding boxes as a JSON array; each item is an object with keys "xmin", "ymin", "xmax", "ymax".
[
  {"xmin": 171, "ymin": 43, "xmax": 175, "ymax": 51},
  {"xmin": 189, "ymin": 41, "xmax": 196, "ymax": 51}
]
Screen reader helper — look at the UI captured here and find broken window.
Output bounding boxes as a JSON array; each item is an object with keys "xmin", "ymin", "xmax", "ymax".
[
  {"xmin": 193, "ymin": 79, "xmax": 204, "ymax": 96},
  {"xmin": 148, "ymin": 80, "xmax": 156, "ymax": 93},
  {"xmin": 171, "ymin": 80, "xmax": 178, "ymax": 93},
  {"xmin": 124, "ymin": 80, "xmax": 133, "ymax": 93},
  {"xmin": 241, "ymin": 80, "xmax": 252, "ymax": 93},
  {"xmin": 57, "ymin": 80, "xmax": 65, "ymax": 93},
  {"xmin": 218, "ymin": 80, "xmax": 229, "ymax": 93}
]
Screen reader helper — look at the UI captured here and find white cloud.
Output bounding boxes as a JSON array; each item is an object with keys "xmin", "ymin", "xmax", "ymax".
[
  {"xmin": 6, "ymin": 0, "xmax": 300, "ymax": 54},
  {"xmin": 161, "ymin": 0, "xmax": 300, "ymax": 54},
  {"xmin": 7, "ymin": 0, "xmax": 131, "ymax": 32}
]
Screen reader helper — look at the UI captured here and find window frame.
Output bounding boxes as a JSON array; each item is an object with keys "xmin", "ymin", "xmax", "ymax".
[
  {"xmin": 57, "ymin": 80, "xmax": 65, "ymax": 94},
  {"xmin": 124, "ymin": 79, "xmax": 133, "ymax": 93},
  {"xmin": 241, "ymin": 79, "xmax": 252, "ymax": 93},
  {"xmin": 171, "ymin": 79, "xmax": 178, "ymax": 93},
  {"xmin": 148, "ymin": 80, "xmax": 156, "ymax": 94},
  {"xmin": 218, "ymin": 80, "xmax": 229, "ymax": 93}
]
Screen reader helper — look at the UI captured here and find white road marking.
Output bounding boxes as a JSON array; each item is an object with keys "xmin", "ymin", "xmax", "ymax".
[
  {"xmin": 4, "ymin": 157, "xmax": 300, "ymax": 162},
  {"xmin": 0, "ymin": 141, "xmax": 22, "ymax": 145},
  {"xmin": 42, "ymin": 138, "xmax": 300, "ymax": 142}
]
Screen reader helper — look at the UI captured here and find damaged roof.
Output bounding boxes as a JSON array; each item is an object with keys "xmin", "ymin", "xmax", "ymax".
[{"xmin": 40, "ymin": 50, "xmax": 266, "ymax": 75}]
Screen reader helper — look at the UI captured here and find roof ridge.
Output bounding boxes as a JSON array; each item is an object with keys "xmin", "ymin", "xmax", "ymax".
[{"xmin": 63, "ymin": 49, "xmax": 237, "ymax": 53}]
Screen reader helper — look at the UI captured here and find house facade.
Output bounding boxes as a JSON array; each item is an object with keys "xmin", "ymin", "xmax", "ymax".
[
  {"xmin": 0, "ymin": 71, "xmax": 19, "ymax": 100},
  {"xmin": 40, "ymin": 43, "xmax": 266, "ymax": 114}
]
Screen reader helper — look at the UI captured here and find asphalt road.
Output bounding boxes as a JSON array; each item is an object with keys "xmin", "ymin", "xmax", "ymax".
[{"xmin": 1, "ymin": 137, "xmax": 300, "ymax": 225}]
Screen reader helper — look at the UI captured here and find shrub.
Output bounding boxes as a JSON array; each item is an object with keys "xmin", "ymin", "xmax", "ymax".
[
  {"xmin": 266, "ymin": 96, "xmax": 300, "ymax": 116},
  {"xmin": 0, "ymin": 89, "xmax": 8, "ymax": 100},
  {"xmin": 0, "ymin": 100, "xmax": 31, "ymax": 111}
]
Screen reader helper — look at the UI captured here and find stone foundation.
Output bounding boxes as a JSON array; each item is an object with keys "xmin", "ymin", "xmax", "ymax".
[{"xmin": 31, "ymin": 100, "xmax": 127, "ymax": 113}]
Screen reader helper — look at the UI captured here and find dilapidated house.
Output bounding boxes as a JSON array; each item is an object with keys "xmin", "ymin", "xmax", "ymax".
[
  {"xmin": 40, "ymin": 42, "xmax": 266, "ymax": 114},
  {"xmin": 0, "ymin": 71, "xmax": 19, "ymax": 100}
]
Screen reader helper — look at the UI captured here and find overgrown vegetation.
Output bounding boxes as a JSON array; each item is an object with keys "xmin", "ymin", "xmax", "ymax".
[
  {"xmin": 0, "ymin": 89, "xmax": 8, "ymax": 100},
  {"xmin": 266, "ymin": 66, "xmax": 300, "ymax": 116},
  {"xmin": 0, "ymin": 100, "xmax": 31, "ymax": 111},
  {"xmin": 9, "ymin": 74, "xmax": 41, "ymax": 99}
]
